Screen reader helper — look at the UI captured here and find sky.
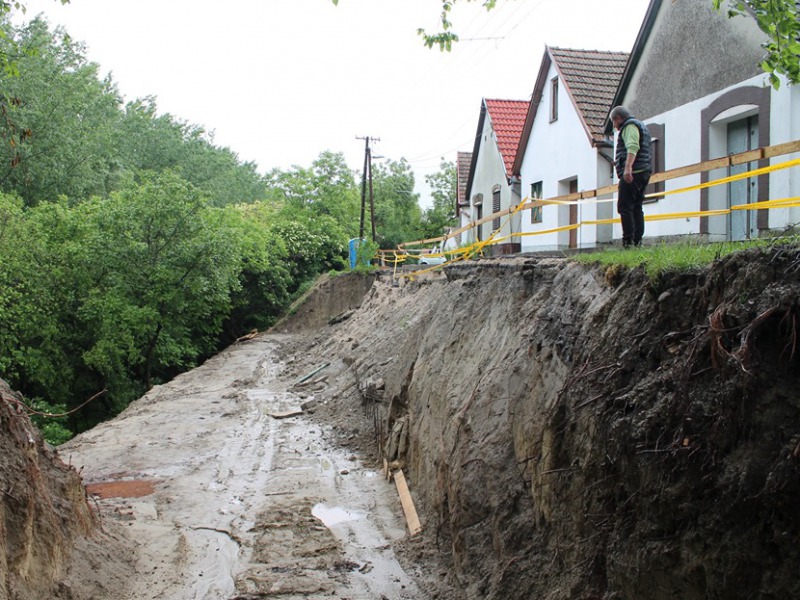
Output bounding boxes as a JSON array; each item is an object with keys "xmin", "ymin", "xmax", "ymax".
[{"xmin": 13, "ymin": 0, "xmax": 651, "ymax": 207}]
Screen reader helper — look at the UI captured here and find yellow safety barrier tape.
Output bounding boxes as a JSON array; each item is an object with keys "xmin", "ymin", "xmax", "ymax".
[
  {"xmin": 643, "ymin": 157, "xmax": 800, "ymax": 201},
  {"xmin": 730, "ymin": 196, "xmax": 800, "ymax": 210},
  {"xmin": 395, "ymin": 149, "xmax": 798, "ymax": 254},
  {"xmin": 398, "ymin": 198, "xmax": 530, "ymax": 279},
  {"xmin": 528, "ymin": 157, "xmax": 800, "ymax": 207}
]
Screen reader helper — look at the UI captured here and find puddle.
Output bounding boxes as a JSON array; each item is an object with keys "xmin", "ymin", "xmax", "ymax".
[
  {"xmin": 86, "ymin": 479, "xmax": 158, "ymax": 499},
  {"xmin": 312, "ymin": 503, "xmax": 366, "ymax": 527}
]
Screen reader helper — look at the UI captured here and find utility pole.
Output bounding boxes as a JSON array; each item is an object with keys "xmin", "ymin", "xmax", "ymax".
[{"xmin": 356, "ymin": 135, "xmax": 379, "ymax": 242}]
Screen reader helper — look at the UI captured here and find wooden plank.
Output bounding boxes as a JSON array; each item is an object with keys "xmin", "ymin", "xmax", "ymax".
[
  {"xmin": 393, "ymin": 469, "xmax": 422, "ymax": 536},
  {"xmin": 763, "ymin": 139, "xmax": 800, "ymax": 159},
  {"xmin": 269, "ymin": 409, "xmax": 303, "ymax": 419},
  {"xmin": 731, "ymin": 148, "xmax": 764, "ymax": 165}
]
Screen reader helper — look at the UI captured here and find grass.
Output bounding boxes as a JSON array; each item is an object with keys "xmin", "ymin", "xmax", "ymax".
[{"xmin": 572, "ymin": 234, "xmax": 800, "ymax": 281}]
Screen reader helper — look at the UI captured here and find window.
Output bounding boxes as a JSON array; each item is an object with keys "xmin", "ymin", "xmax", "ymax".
[
  {"xmin": 530, "ymin": 181, "xmax": 543, "ymax": 223},
  {"xmin": 645, "ymin": 123, "xmax": 665, "ymax": 202},
  {"xmin": 492, "ymin": 187, "xmax": 501, "ymax": 231},
  {"xmin": 550, "ymin": 77, "xmax": 559, "ymax": 122}
]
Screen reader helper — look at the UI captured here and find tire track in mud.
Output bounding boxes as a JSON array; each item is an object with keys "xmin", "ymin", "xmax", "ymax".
[{"xmin": 61, "ymin": 335, "xmax": 423, "ymax": 600}]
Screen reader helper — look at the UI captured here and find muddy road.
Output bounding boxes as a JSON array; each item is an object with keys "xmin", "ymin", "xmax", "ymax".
[{"xmin": 61, "ymin": 332, "xmax": 425, "ymax": 600}]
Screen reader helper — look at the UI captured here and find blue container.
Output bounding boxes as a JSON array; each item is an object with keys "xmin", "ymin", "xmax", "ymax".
[{"xmin": 349, "ymin": 238, "xmax": 363, "ymax": 270}]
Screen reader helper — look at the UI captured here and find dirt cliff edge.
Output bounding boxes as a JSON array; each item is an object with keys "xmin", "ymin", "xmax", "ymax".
[
  {"xmin": 2, "ymin": 248, "xmax": 799, "ymax": 599},
  {"xmin": 308, "ymin": 248, "xmax": 800, "ymax": 600}
]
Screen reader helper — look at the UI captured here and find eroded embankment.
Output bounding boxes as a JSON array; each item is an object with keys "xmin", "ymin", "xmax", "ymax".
[
  {"xmin": 309, "ymin": 249, "xmax": 800, "ymax": 600},
  {"xmin": 0, "ymin": 381, "xmax": 94, "ymax": 600}
]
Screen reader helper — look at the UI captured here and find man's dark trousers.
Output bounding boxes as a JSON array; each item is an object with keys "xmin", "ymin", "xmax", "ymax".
[{"xmin": 617, "ymin": 171, "xmax": 650, "ymax": 247}]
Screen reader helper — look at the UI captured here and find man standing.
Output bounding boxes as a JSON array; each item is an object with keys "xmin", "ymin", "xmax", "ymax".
[{"xmin": 610, "ymin": 106, "xmax": 652, "ymax": 248}]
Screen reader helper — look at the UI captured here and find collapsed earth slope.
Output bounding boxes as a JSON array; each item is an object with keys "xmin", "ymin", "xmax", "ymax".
[
  {"xmin": 1, "ymin": 245, "xmax": 798, "ymax": 600},
  {"xmin": 299, "ymin": 247, "xmax": 800, "ymax": 600},
  {"xmin": 0, "ymin": 381, "xmax": 105, "ymax": 600}
]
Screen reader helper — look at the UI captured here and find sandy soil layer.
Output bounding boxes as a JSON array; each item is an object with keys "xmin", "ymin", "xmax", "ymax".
[{"xmin": 59, "ymin": 333, "xmax": 425, "ymax": 600}]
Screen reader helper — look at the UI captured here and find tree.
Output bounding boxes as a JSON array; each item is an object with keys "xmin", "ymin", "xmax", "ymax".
[
  {"xmin": 421, "ymin": 158, "xmax": 457, "ymax": 239},
  {"xmin": 117, "ymin": 97, "xmax": 268, "ymax": 206},
  {"xmin": 713, "ymin": 0, "xmax": 800, "ymax": 88},
  {"xmin": 78, "ymin": 171, "xmax": 243, "ymax": 407},
  {"xmin": 0, "ymin": 17, "xmax": 123, "ymax": 205},
  {"xmin": 370, "ymin": 158, "xmax": 423, "ymax": 248},
  {"xmin": 0, "ymin": 1, "xmax": 69, "ymax": 74},
  {"xmin": 264, "ymin": 151, "xmax": 360, "ymax": 232}
]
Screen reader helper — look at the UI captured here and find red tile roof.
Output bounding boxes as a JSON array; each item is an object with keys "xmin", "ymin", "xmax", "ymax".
[
  {"xmin": 484, "ymin": 99, "xmax": 529, "ymax": 176},
  {"xmin": 549, "ymin": 47, "xmax": 629, "ymax": 143}
]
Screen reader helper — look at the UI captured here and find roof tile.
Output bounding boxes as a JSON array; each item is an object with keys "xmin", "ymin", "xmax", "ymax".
[
  {"xmin": 549, "ymin": 47, "xmax": 629, "ymax": 142},
  {"xmin": 484, "ymin": 98, "xmax": 529, "ymax": 176}
]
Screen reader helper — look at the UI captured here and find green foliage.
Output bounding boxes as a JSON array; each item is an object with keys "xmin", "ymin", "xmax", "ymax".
[
  {"xmin": 370, "ymin": 158, "xmax": 423, "ymax": 248},
  {"xmin": 421, "ymin": 158, "xmax": 457, "ymax": 239},
  {"xmin": 0, "ymin": 1, "xmax": 69, "ymax": 75},
  {"xmin": 417, "ymin": 0, "xmax": 497, "ymax": 51},
  {"xmin": 1, "ymin": 18, "xmax": 123, "ymax": 204},
  {"xmin": 118, "ymin": 98, "xmax": 268, "ymax": 206},
  {"xmin": 353, "ymin": 238, "xmax": 379, "ymax": 272},
  {"xmin": 25, "ymin": 397, "xmax": 72, "ymax": 446},
  {"xmin": 714, "ymin": 0, "xmax": 800, "ymax": 88},
  {"xmin": 0, "ymin": 17, "xmax": 267, "ymax": 207},
  {"xmin": 78, "ymin": 172, "xmax": 243, "ymax": 395},
  {"xmin": 0, "ymin": 7, "xmax": 401, "ymax": 444},
  {"xmin": 265, "ymin": 151, "xmax": 360, "ymax": 232}
]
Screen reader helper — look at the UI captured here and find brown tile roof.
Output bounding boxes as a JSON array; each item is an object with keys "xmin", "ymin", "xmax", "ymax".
[
  {"xmin": 549, "ymin": 47, "xmax": 629, "ymax": 143},
  {"xmin": 456, "ymin": 151, "xmax": 472, "ymax": 206},
  {"xmin": 484, "ymin": 99, "xmax": 529, "ymax": 176}
]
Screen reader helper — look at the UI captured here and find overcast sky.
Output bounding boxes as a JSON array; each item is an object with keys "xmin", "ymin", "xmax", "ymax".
[{"xmin": 15, "ymin": 0, "xmax": 650, "ymax": 205}]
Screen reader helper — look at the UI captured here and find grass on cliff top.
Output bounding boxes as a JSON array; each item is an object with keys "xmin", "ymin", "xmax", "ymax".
[{"xmin": 572, "ymin": 234, "xmax": 799, "ymax": 280}]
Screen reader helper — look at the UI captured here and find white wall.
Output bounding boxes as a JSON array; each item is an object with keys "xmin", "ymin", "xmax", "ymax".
[
  {"xmin": 470, "ymin": 110, "xmax": 515, "ymax": 245},
  {"xmin": 628, "ymin": 73, "xmax": 799, "ymax": 241},
  {"xmin": 518, "ymin": 61, "xmax": 607, "ymax": 251}
]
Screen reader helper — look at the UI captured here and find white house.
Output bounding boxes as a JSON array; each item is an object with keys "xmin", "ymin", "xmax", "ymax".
[
  {"xmin": 609, "ymin": 0, "xmax": 800, "ymax": 243},
  {"xmin": 514, "ymin": 47, "xmax": 629, "ymax": 251},
  {"xmin": 464, "ymin": 98, "xmax": 528, "ymax": 255}
]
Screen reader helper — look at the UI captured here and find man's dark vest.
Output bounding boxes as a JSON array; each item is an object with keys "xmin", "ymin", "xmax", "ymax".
[{"xmin": 615, "ymin": 117, "xmax": 652, "ymax": 178}]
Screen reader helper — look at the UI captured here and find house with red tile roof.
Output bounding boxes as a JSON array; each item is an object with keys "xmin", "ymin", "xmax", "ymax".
[
  {"xmin": 463, "ymin": 98, "xmax": 528, "ymax": 254},
  {"xmin": 513, "ymin": 46, "xmax": 629, "ymax": 251},
  {"xmin": 607, "ymin": 0, "xmax": 800, "ymax": 244}
]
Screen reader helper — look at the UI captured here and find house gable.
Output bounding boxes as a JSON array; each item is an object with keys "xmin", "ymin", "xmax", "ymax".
[
  {"xmin": 513, "ymin": 46, "xmax": 628, "ymax": 175},
  {"xmin": 550, "ymin": 47, "xmax": 629, "ymax": 145},
  {"xmin": 618, "ymin": 0, "xmax": 767, "ymax": 120},
  {"xmin": 466, "ymin": 98, "xmax": 527, "ymax": 201},
  {"xmin": 484, "ymin": 99, "xmax": 528, "ymax": 177}
]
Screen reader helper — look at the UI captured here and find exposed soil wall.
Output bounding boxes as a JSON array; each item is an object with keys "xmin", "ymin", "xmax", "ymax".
[
  {"xmin": 0, "ymin": 381, "xmax": 94, "ymax": 600},
  {"xmin": 313, "ymin": 247, "xmax": 800, "ymax": 599},
  {"xmin": 273, "ymin": 271, "xmax": 377, "ymax": 333},
  {"xmin": 2, "ymin": 248, "xmax": 799, "ymax": 599}
]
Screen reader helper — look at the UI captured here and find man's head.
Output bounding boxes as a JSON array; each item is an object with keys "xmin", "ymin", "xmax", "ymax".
[{"xmin": 610, "ymin": 105, "xmax": 631, "ymax": 130}]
